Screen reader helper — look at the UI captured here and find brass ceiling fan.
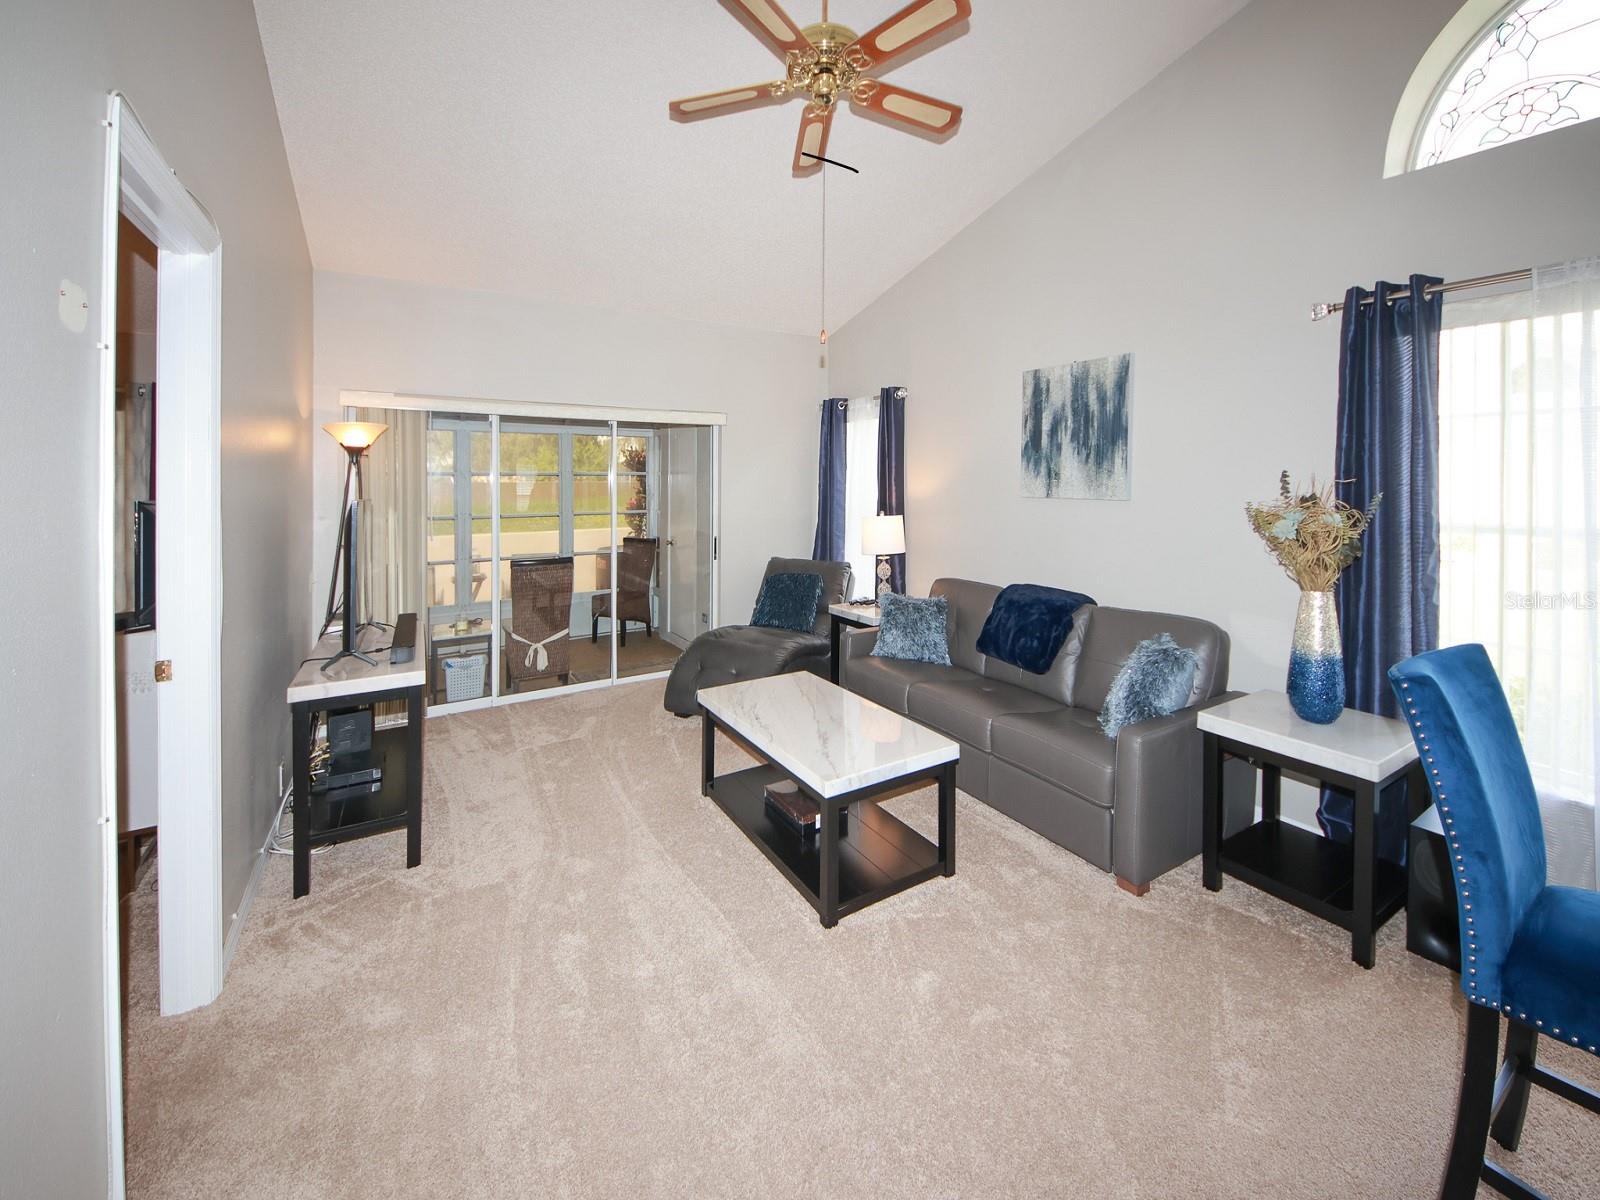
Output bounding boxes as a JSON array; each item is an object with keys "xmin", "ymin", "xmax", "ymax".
[{"xmin": 669, "ymin": 0, "xmax": 972, "ymax": 174}]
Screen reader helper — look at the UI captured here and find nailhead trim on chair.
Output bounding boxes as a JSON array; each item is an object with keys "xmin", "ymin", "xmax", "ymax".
[
  {"xmin": 1401, "ymin": 680, "xmax": 1492, "ymax": 1004},
  {"xmin": 1398, "ymin": 679, "xmax": 1599, "ymax": 1055}
]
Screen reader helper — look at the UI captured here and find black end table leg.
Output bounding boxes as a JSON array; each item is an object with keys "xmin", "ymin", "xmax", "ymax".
[
  {"xmin": 1261, "ymin": 762, "xmax": 1281, "ymax": 823},
  {"xmin": 819, "ymin": 798, "xmax": 839, "ymax": 928},
  {"xmin": 1202, "ymin": 732, "xmax": 1222, "ymax": 891},
  {"xmin": 1491, "ymin": 1020, "xmax": 1539, "ymax": 1152},
  {"xmin": 829, "ymin": 616, "xmax": 842, "ymax": 684},
  {"xmin": 938, "ymin": 761, "xmax": 956, "ymax": 876},
  {"xmin": 292, "ymin": 705, "xmax": 311, "ymax": 899},
  {"xmin": 406, "ymin": 688, "xmax": 423, "ymax": 869},
  {"xmin": 1442, "ymin": 1002, "xmax": 1500, "ymax": 1199},
  {"xmin": 700, "ymin": 707, "xmax": 714, "ymax": 798},
  {"xmin": 1352, "ymin": 779, "xmax": 1377, "ymax": 968},
  {"xmin": 1408, "ymin": 761, "xmax": 1430, "ymax": 821}
]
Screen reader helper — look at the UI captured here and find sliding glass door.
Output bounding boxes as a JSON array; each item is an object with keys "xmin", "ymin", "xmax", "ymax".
[{"xmin": 355, "ymin": 403, "xmax": 716, "ymax": 712}]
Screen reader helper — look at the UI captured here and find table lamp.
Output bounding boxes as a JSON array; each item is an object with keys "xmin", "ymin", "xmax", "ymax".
[{"xmin": 861, "ymin": 513, "xmax": 905, "ymax": 600}]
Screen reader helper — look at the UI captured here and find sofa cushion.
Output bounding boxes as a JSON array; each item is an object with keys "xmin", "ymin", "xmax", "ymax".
[
  {"xmin": 760, "ymin": 556, "xmax": 852, "ymax": 636},
  {"xmin": 906, "ymin": 677, "xmax": 1062, "ymax": 753},
  {"xmin": 872, "ymin": 592, "xmax": 952, "ymax": 665},
  {"xmin": 975, "ymin": 583, "xmax": 1095, "ymax": 674},
  {"xmin": 1099, "ymin": 633, "xmax": 1200, "ymax": 737},
  {"xmin": 979, "ymin": 608, "xmax": 1088, "ymax": 705},
  {"xmin": 844, "ymin": 657, "xmax": 974, "ymax": 713},
  {"xmin": 751, "ymin": 571, "xmax": 824, "ymax": 632},
  {"xmin": 930, "ymin": 578, "xmax": 1001, "ymax": 674},
  {"xmin": 991, "ymin": 707, "xmax": 1117, "ymax": 809},
  {"xmin": 1071, "ymin": 607, "xmax": 1228, "ymax": 713}
]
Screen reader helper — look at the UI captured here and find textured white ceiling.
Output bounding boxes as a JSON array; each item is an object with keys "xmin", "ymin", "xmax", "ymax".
[{"xmin": 254, "ymin": 0, "xmax": 1248, "ymax": 336}]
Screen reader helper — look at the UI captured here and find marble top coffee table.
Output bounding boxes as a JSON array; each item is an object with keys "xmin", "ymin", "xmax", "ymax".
[{"xmin": 697, "ymin": 671, "xmax": 959, "ymax": 927}]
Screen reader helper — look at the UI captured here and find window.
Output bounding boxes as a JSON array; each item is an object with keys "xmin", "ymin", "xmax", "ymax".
[
  {"xmin": 1437, "ymin": 272, "xmax": 1600, "ymax": 884},
  {"xmin": 426, "ymin": 414, "xmax": 493, "ymax": 616},
  {"xmin": 426, "ymin": 415, "xmax": 656, "ymax": 621},
  {"xmin": 843, "ymin": 396, "xmax": 880, "ymax": 601},
  {"xmin": 497, "ymin": 428, "xmax": 560, "ymax": 563},
  {"xmin": 1411, "ymin": 0, "xmax": 1600, "ymax": 171}
]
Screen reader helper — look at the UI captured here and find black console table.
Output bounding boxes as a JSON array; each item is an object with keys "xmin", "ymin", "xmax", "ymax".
[{"xmin": 286, "ymin": 622, "xmax": 426, "ymax": 898}]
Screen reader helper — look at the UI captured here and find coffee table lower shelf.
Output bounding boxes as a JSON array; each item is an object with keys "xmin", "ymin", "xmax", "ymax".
[{"xmin": 705, "ymin": 762, "xmax": 949, "ymax": 926}]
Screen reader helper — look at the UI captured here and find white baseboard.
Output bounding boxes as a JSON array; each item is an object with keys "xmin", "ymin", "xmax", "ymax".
[{"xmin": 220, "ymin": 833, "xmax": 269, "ymax": 984}]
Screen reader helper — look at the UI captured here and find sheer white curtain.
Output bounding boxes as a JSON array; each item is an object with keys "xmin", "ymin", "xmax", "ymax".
[
  {"xmin": 356, "ymin": 406, "xmax": 427, "ymax": 627},
  {"xmin": 843, "ymin": 394, "xmax": 880, "ymax": 602},
  {"xmin": 1437, "ymin": 258, "xmax": 1600, "ymax": 888}
]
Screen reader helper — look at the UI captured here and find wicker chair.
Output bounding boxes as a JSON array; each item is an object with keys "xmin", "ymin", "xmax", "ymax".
[
  {"xmin": 504, "ymin": 556, "xmax": 573, "ymax": 693},
  {"xmin": 590, "ymin": 536, "xmax": 658, "ymax": 647}
]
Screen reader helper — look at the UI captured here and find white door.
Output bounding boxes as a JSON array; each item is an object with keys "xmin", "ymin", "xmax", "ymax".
[{"xmin": 665, "ymin": 427, "xmax": 701, "ymax": 644}]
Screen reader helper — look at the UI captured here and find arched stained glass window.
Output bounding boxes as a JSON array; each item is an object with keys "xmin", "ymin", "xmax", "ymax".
[{"xmin": 1413, "ymin": 0, "xmax": 1600, "ymax": 169}]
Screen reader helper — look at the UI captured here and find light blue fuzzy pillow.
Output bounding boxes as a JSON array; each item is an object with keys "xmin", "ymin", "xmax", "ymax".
[
  {"xmin": 1099, "ymin": 633, "xmax": 1200, "ymax": 738},
  {"xmin": 871, "ymin": 593, "xmax": 952, "ymax": 665}
]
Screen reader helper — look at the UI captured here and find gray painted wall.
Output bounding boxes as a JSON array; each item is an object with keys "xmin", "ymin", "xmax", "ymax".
[
  {"xmin": 828, "ymin": 0, "xmax": 1600, "ymax": 823},
  {"xmin": 312, "ymin": 271, "xmax": 826, "ymax": 630},
  {"xmin": 0, "ymin": 1, "xmax": 312, "ymax": 1192}
]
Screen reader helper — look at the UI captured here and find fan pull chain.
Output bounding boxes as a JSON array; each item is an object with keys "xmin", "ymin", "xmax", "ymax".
[{"xmin": 819, "ymin": 158, "xmax": 827, "ymax": 346}]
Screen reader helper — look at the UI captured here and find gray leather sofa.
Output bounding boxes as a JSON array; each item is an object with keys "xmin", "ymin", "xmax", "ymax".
[
  {"xmin": 841, "ymin": 578, "xmax": 1245, "ymax": 893},
  {"xmin": 662, "ymin": 556, "xmax": 852, "ymax": 717}
]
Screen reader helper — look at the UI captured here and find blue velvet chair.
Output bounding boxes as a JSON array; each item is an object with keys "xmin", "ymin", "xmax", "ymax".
[{"xmin": 1389, "ymin": 645, "xmax": 1600, "ymax": 1199}]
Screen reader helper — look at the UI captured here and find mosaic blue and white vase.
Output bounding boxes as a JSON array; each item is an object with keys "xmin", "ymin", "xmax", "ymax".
[{"xmin": 1286, "ymin": 590, "xmax": 1345, "ymax": 724}]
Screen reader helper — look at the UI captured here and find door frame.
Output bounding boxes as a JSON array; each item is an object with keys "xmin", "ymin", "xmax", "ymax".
[{"xmin": 100, "ymin": 97, "xmax": 226, "ymax": 1163}]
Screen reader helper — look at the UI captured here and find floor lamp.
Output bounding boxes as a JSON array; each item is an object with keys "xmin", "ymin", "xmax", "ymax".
[
  {"xmin": 861, "ymin": 513, "xmax": 905, "ymax": 600},
  {"xmin": 320, "ymin": 420, "xmax": 387, "ymax": 643}
]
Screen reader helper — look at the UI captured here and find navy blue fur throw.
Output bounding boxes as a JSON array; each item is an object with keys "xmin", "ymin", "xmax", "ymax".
[{"xmin": 975, "ymin": 584, "xmax": 1095, "ymax": 674}]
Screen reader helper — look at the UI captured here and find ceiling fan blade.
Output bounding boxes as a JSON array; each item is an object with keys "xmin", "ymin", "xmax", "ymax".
[
  {"xmin": 792, "ymin": 105, "xmax": 833, "ymax": 174},
  {"xmin": 851, "ymin": 81, "xmax": 962, "ymax": 133},
  {"xmin": 669, "ymin": 82, "xmax": 787, "ymax": 119},
  {"xmin": 847, "ymin": 0, "xmax": 972, "ymax": 72},
  {"xmin": 722, "ymin": 0, "xmax": 812, "ymax": 58}
]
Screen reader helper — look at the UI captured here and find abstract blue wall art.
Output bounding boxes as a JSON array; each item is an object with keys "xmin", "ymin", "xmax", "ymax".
[{"xmin": 1021, "ymin": 353, "xmax": 1132, "ymax": 500}]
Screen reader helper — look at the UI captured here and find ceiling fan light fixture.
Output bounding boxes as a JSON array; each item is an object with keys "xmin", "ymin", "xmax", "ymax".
[{"xmin": 667, "ymin": 0, "xmax": 971, "ymax": 176}]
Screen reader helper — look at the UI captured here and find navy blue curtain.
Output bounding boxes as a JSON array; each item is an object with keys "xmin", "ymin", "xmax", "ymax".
[
  {"xmin": 1318, "ymin": 275, "xmax": 1442, "ymax": 862},
  {"xmin": 876, "ymin": 387, "xmax": 907, "ymax": 593},
  {"xmin": 811, "ymin": 398, "xmax": 848, "ymax": 561}
]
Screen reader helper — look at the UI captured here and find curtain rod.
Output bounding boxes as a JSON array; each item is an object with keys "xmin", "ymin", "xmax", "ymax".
[
  {"xmin": 817, "ymin": 389, "xmax": 909, "ymax": 409},
  {"xmin": 1310, "ymin": 268, "xmax": 1532, "ymax": 321}
]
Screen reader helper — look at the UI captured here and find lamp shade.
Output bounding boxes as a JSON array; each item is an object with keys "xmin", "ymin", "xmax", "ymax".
[
  {"xmin": 861, "ymin": 513, "xmax": 906, "ymax": 556},
  {"xmin": 323, "ymin": 420, "xmax": 388, "ymax": 451}
]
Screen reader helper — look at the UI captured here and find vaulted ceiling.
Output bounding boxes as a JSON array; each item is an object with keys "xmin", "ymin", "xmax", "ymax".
[{"xmin": 254, "ymin": 0, "xmax": 1248, "ymax": 336}]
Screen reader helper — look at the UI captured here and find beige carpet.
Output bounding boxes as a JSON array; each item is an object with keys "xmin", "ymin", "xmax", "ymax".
[{"xmin": 123, "ymin": 680, "xmax": 1600, "ymax": 1199}]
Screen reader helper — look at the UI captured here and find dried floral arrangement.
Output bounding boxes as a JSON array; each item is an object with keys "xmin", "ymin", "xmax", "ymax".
[{"xmin": 1246, "ymin": 471, "xmax": 1380, "ymax": 592}]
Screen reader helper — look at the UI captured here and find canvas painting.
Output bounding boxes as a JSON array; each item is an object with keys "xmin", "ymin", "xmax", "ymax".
[{"xmin": 1021, "ymin": 353, "xmax": 1132, "ymax": 500}]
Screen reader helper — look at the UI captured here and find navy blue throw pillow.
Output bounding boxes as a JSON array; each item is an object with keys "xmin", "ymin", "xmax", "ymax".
[
  {"xmin": 1099, "ymin": 634, "xmax": 1200, "ymax": 738},
  {"xmin": 975, "ymin": 584, "xmax": 1096, "ymax": 675},
  {"xmin": 751, "ymin": 572, "xmax": 824, "ymax": 633},
  {"xmin": 870, "ymin": 593, "xmax": 951, "ymax": 665}
]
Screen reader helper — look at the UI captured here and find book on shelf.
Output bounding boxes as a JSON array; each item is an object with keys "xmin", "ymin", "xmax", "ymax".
[{"xmin": 763, "ymin": 779, "xmax": 819, "ymax": 835}]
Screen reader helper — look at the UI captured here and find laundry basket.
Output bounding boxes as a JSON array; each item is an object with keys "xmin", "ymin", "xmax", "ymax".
[{"xmin": 442, "ymin": 655, "xmax": 487, "ymax": 703}]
